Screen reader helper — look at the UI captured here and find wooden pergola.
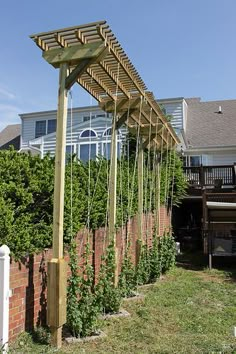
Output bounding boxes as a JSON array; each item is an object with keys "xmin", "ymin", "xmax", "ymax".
[
  {"xmin": 30, "ymin": 21, "xmax": 178, "ymax": 147},
  {"xmin": 30, "ymin": 20, "xmax": 179, "ymax": 348}
]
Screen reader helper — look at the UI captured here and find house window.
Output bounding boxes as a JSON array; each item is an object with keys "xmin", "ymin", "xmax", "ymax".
[
  {"xmin": 79, "ymin": 144, "xmax": 97, "ymax": 162},
  {"xmin": 102, "ymin": 142, "xmax": 121, "ymax": 160},
  {"xmin": 103, "ymin": 142, "xmax": 111, "ymax": 159},
  {"xmin": 103, "ymin": 128, "xmax": 112, "ymax": 136},
  {"xmin": 65, "ymin": 145, "xmax": 74, "ymax": 163},
  {"xmin": 35, "ymin": 120, "xmax": 46, "ymax": 138},
  {"xmin": 80, "ymin": 129, "xmax": 97, "ymax": 138},
  {"xmin": 189, "ymin": 156, "xmax": 201, "ymax": 167},
  {"xmin": 103, "ymin": 128, "xmax": 121, "ymax": 137},
  {"xmin": 35, "ymin": 119, "xmax": 57, "ymax": 138},
  {"xmin": 48, "ymin": 119, "xmax": 57, "ymax": 134},
  {"xmin": 66, "ymin": 145, "xmax": 74, "ymax": 155}
]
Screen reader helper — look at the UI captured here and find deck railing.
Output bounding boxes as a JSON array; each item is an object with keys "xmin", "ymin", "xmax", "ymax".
[{"xmin": 183, "ymin": 164, "xmax": 236, "ymax": 188}]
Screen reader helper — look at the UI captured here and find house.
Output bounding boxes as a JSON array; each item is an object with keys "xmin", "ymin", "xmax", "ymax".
[
  {"xmin": 182, "ymin": 98, "xmax": 236, "ymax": 166},
  {"xmin": 0, "ymin": 124, "xmax": 21, "ymax": 150},
  {"xmin": 19, "ymin": 106, "xmax": 125, "ymax": 160},
  {"xmin": 158, "ymin": 97, "xmax": 236, "ymax": 166},
  {"xmin": 18, "ymin": 96, "xmax": 236, "ymax": 165},
  {"xmin": 168, "ymin": 98, "xmax": 236, "ymax": 258}
]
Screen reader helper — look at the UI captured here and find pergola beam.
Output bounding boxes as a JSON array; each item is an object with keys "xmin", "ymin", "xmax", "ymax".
[{"xmin": 43, "ymin": 41, "xmax": 106, "ymax": 68}]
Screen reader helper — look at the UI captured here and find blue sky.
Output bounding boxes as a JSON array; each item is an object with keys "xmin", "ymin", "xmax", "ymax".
[{"xmin": 0, "ymin": 0, "xmax": 236, "ymax": 130}]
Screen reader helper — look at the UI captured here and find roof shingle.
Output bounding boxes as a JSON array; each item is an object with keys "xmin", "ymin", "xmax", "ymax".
[{"xmin": 185, "ymin": 98, "xmax": 236, "ymax": 148}]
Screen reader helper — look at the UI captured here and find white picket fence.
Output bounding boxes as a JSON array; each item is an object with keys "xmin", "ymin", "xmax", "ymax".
[{"xmin": 0, "ymin": 245, "xmax": 10, "ymax": 353}]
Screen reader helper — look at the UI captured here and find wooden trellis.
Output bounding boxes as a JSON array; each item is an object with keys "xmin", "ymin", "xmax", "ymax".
[{"xmin": 30, "ymin": 20, "xmax": 179, "ymax": 348}]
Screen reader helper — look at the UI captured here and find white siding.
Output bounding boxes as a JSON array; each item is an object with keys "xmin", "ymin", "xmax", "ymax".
[
  {"xmin": 211, "ymin": 153, "xmax": 236, "ymax": 166},
  {"xmin": 182, "ymin": 99, "xmax": 188, "ymax": 132},
  {"xmin": 185, "ymin": 151, "xmax": 236, "ymax": 166},
  {"xmin": 158, "ymin": 98, "xmax": 184, "ymax": 132},
  {"xmin": 20, "ymin": 106, "xmax": 107, "ymax": 149},
  {"xmin": 41, "ymin": 117, "xmax": 126, "ymax": 158}
]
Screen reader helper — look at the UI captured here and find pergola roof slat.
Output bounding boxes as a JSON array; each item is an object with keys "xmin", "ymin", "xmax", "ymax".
[{"xmin": 30, "ymin": 21, "xmax": 180, "ymax": 147}]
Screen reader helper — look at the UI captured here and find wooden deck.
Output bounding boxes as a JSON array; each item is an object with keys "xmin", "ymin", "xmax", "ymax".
[{"xmin": 183, "ymin": 164, "xmax": 236, "ymax": 192}]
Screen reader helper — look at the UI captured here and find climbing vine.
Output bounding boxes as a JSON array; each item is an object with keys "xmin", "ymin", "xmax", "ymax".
[
  {"xmin": 118, "ymin": 243, "xmax": 136, "ymax": 297},
  {"xmin": 67, "ymin": 240, "xmax": 99, "ymax": 337},
  {"xmin": 95, "ymin": 242, "xmax": 122, "ymax": 314}
]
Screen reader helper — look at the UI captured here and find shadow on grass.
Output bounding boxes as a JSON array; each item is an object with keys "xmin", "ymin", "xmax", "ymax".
[{"xmin": 176, "ymin": 251, "xmax": 236, "ymax": 282}]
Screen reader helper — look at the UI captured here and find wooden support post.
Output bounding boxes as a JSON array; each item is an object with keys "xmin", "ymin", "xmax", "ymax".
[
  {"xmin": 108, "ymin": 112, "xmax": 118, "ymax": 284},
  {"xmin": 47, "ymin": 62, "xmax": 68, "ymax": 348},
  {"xmin": 155, "ymin": 157, "xmax": 161, "ymax": 236},
  {"xmin": 138, "ymin": 137, "xmax": 144, "ymax": 242},
  {"xmin": 208, "ymin": 212, "xmax": 212, "ymax": 270}
]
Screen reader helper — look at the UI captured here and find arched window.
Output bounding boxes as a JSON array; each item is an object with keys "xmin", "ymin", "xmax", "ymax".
[
  {"xmin": 80, "ymin": 129, "xmax": 97, "ymax": 138},
  {"xmin": 103, "ymin": 128, "xmax": 112, "ymax": 136},
  {"xmin": 103, "ymin": 128, "xmax": 121, "ymax": 137}
]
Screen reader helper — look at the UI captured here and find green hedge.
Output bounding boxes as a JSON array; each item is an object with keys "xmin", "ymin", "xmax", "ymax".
[{"xmin": 0, "ymin": 149, "xmax": 187, "ymax": 259}]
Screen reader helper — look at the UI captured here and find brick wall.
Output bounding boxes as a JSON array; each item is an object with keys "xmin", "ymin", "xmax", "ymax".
[{"xmin": 9, "ymin": 208, "xmax": 170, "ymax": 341}]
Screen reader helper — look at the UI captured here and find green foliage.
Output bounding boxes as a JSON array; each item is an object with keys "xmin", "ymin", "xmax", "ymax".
[
  {"xmin": 67, "ymin": 240, "xmax": 99, "ymax": 337},
  {"xmin": 159, "ymin": 150, "xmax": 188, "ymax": 207},
  {"xmin": 149, "ymin": 233, "xmax": 161, "ymax": 282},
  {"xmin": 95, "ymin": 242, "xmax": 122, "ymax": 314},
  {"xmin": 0, "ymin": 150, "xmax": 54, "ymax": 258},
  {"xmin": 118, "ymin": 243, "xmax": 137, "ymax": 297},
  {"xmin": 0, "ymin": 148, "xmax": 186, "ymax": 259},
  {"xmin": 136, "ymin": 231, "xmax": 176, "ymax": 286},
  {"xmin": 136, "ymin": 242, "xmax": 150, "ymax": 286},
  {"xmin": 158, "ymin": 232, "xmax": 176, "ymax": 273}
]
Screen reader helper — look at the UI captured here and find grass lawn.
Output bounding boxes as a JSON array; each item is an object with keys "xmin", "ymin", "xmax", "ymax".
[{"xmin": 10, "ymin": 254, "xmax": 236, "ymax": 354}]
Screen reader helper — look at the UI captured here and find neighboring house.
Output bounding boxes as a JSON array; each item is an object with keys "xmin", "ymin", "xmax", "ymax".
[
  {"xmin": 158, "ymin": 97, "xmax": 236, "ymax": 166},
  {"xmin": 0, "ymin": 124, "xmax": 21, "ymax": 150},
  {"xmin": 19, "ymin": 106, "xmax": 125, "ymax": 161},
  {"xmin": 18, "ymin": 97, "xmax": 236, "ymax": 165},
  {"xmin": 183, "ymin": 98, "xmax": 236, "ymax": 166}
]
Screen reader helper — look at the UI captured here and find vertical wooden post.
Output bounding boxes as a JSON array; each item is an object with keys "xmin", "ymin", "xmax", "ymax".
[
  {"xmin": 47, "ymin": 63, "xmax": 68, "ymax": 348},
  {"xmin": 136, "ymin": 137, "xmax": 144, "ymax": 265},
  {"xmin": 52, "ymin": 62, "xmax": 69, "ymax": 259},
  {"xmin": 138, "ymin": 137, "xmax": 144, "ymax": 242},
  {"xmin": 108, "ymin": 113, "xmax": 118, "ymax": 284},
  {"xmin": 208, "ymin": 211, "xmax": 212, "ymax": 270},
  {"xmin": 155, "ymin": 157, "xmax": 161, "ymax": 236}
]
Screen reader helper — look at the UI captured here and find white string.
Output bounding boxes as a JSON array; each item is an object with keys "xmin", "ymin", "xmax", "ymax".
[
  {"xmin": 129, "ymin": 96, "xmax": 143, "ymax": 217},
  {"xmin": 144, "ymin": 108, "xmax": 152, "ymax": 243},
  {"xmin": 158, "ymin": 125, "xmax": 164, "ymax": 235},
  {"xmin": 87, "ymin": 80, "xmax": 93, "ymax": 231},
  {"xmin": 125, "ymin": 102, "xmax": 131, "ymax": 249},
  {"xmin": 169, "ymin": 141, "xmax": 176, "ymax": 223},
  {"xmin": 103, "ymin": 62, "xmax": 120, "ymax": 252},
  {"xmin": 163, "ymin": 131, "xmax": 170, "ymax": 230},
  {"xmin": 69, "ymin": 89, "xmax": 73, "ymax": 240}
]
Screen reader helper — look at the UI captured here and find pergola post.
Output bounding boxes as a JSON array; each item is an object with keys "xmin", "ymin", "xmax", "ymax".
[
  {"xmin": 47, "ymin": 63, "xmax": 68, "ymax": 348},
  {"xmin": 138, "ymin": 136, "xmax": 144, "ymax": 242},
  {"xmin": 136, "ymin": 137, "xmax": 144, "ymax": 264},
  {"xmin": 108, "ymin": 113, "xmax": 118, "ymax": 285},
  {"xmin": 156, "ymin": 158, "xmax": 161, "ymax": 236}
]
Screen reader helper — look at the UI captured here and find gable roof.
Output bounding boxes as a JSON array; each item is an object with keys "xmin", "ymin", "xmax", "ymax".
[
  {"xmin": 185, "ymin": 98, "xmax": 236, "ymax": 148},
  {"xmin": 0, "ymin": 124, "xmax": 21, "ymax": 150}
]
